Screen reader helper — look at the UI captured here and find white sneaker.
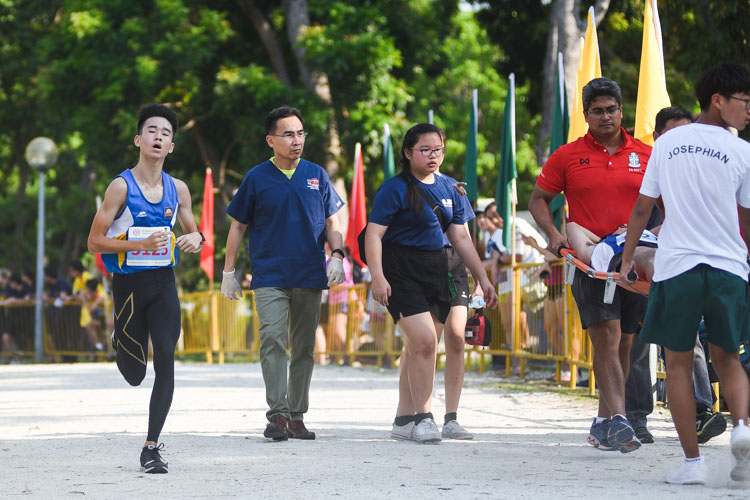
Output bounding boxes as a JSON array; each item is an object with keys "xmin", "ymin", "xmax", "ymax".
[
  {"xmin": 391, "ymin": 421, "xmax": 415, "ymax": 441},
  {"xmin": 442, "ymin": 420, "xmax": 474, "ymax": 440},
  {"xmin": 665, "ymin": 459, "xmax": 707, "ymax": 485},
  {"xmin": 413, "ymin": 418, "xmax": 441, "ymax": 443},
  {"xmin": 730, "ymin": 424, "xmax": 750, "ymax": 482}
]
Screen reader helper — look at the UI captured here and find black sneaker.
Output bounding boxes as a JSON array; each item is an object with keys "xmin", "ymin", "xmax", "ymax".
[
  {"xmin": 634, "ymin": 426, "xmax": 654, "ymax": 444},
  {"xmin": 140, "ymin": 444, "xmax": 168, "ymax": 474},
  {"xmin": 697, "ymin": 411, "xmax": 727, "ymax": 444}
]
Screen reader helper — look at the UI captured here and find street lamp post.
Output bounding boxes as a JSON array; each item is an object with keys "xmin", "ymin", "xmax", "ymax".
[{"xmin": 25, "ymin": 137, "xmax": 58, "ymax": 363}]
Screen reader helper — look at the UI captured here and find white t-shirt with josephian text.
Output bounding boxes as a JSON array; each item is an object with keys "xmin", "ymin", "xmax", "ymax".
[{"xmin": 639, "ymin": 123, "xmax": 750, "ymax": 282}]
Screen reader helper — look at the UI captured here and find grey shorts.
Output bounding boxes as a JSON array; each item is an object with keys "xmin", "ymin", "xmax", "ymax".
[
  {"xmin": 571, "ymin": 267, "xmax": 647, "ymax": 332},
  {"xmin": 445, "ymin": 247, "xmax": 470, "ymax": 307}
]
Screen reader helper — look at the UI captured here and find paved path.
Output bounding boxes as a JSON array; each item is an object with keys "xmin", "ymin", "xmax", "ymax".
[{"xmin": 0, "ymin": 362, "xmax": 745, "ymax": 498}]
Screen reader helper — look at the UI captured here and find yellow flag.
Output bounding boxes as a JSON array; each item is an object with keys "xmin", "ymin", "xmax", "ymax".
[
  {"xmin": 634, "ymin": 0, "xmax": 670, "ymax": 145},
  {"xmin": 568, "ymin": 7, "xmax": 602, "ymax": 143}
]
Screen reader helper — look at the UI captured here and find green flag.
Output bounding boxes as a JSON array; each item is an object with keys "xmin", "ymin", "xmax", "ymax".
[
  {"xmin": 464, "ymin": 89, "xmax": 478, "ymax": 204},
  {"xmin": 496, "ymin": 74, "xmax": 517, "ymax": 250},
  {"xmin": 549, "ymin": 53, "xmax": 569, "ymax": 231},
  {"xmin": 384, "ymin": 123, "xmax": 395, "ymax": 181}
]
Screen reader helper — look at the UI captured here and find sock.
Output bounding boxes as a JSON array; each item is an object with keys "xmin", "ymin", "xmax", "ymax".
[
  {"xmin": 444, "ymin": 412, "xmax": 457, "ymax": 425},
  {"xmin": 614, "ymin": 413, "xmax": 627, "ymax": 421},
  {"xmin": 594, "ymin": 417, "xmax": 606, "ymax": 424},
  {"xmin": 394, "ymin": 415, "xmax": 415, "ymax": 426},
  {"xmin": 736, "ymin": 419, "xmax": 747, "ymax": 428},
  {"xmin": 684, "ymin": 456, "xmax": 704, "ymax": 465},
  {"xmin": 414, "ymin": 412, "xmax": 434, "ymax": 425}
]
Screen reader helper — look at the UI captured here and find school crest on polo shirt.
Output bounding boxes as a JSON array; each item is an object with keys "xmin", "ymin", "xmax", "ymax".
[
  {"xmin": 306, "ymin": 178, "xmax": 320, "ymax": 190},
  {"xmin": 628, "ymin": 152, "xmax": 642, "ymax": 172}
]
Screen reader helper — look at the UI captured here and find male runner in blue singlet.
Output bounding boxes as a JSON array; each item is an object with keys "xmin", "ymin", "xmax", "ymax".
[{"xmin": 88, "ymin": 104, "xmax": 204, "ymax": 474}]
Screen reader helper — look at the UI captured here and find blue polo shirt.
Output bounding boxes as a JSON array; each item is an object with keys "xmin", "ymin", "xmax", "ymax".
[
  {"xmin": 369, "ymin": 173, "xmax": 465, "ymax": 251},
  {"xmin": 436, "ymin": 173, "xmax": 475, "ymax": 247},
  {"xmin": 227, "ymin": 159, "xmax": 344, "ymax": 289}
]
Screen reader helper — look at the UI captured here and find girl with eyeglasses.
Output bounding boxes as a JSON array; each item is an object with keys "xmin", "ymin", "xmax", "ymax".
[{"xmin": 365, "ymin": 123, "xmax": 497, "ymax": 443}]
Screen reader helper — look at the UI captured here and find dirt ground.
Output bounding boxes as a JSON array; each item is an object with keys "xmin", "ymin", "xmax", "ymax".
[{"xmin": 1, "ymin": 362, "xmax": 748, "ymax": 499}]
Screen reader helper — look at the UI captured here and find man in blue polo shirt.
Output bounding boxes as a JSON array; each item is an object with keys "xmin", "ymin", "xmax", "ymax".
[{"xmin": 221, "ymin": 106, "xmax": 346, "ymax": 441}]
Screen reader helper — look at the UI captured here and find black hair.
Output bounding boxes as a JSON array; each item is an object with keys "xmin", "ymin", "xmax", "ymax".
[
  {"xmin": 399, "ymin": 123, "xmax": 446, "ymax": 216},
  {"xmin": 137, "ymin": 104, "xmax": 179, "ymax": 135},
  {"xmin": 70, "ymin": 260, "xmax": 84, "ymax": 273},
  {"xmin": 654, "ymin": 106, "xmax": 694, "ymax": 135},
  {"xmin": 9, "ymin": 273, "xmax": 23, "ymax": 285},
  {"xmin": 695, "ymin": 62, "xmax": 750, "ymax": 111},
  {"xmin": 582, "ymin": 78, "xmax": 623, "ymax": 112},
  {"xmin": 85, "ymin": 278, "xmax": 99, "ymax": 293},
  {"xmin": 44, "ymin": 266, "xmax": 57, "ymax": 278},
  {"xmin": 264, "ymin": 106, "xmax": 304, "ymax": 135}
]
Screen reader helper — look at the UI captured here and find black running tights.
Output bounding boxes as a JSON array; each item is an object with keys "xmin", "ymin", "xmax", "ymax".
[{"xmin": 112, "ymin": 268, "xmax": 181, "ymax": 443}]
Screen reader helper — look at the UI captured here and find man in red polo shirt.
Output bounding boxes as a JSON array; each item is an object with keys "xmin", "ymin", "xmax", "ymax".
[{"xmin": 529, "ymin": 78, "xmax": 651, "ymax": 453}]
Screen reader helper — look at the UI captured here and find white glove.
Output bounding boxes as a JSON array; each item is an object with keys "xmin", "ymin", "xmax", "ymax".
[
  {"xmin": 327, "ymin": 257, "xmax": 345, "ymax": 286},
  {"xmin": 221, "ymin": 270, "xmax": 242, "ymax": 300}
]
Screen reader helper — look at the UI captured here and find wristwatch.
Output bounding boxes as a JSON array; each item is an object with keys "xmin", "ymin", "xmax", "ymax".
[
  {"xmin": 331, "ymin": 248, "xmax": 345, "ymax": 259},
  {"xmin": 198, "ymin": 231, "xmax": 206, "ymax": 244}
]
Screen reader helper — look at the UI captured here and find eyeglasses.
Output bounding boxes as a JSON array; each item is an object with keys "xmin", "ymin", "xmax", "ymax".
[
  {"xmin": 270, "ymin": 131, "xmax": 309, "ymax": 140},
  {"xmin": 586, "ymin": 106, "xmax": 621, "ymax": 117},
  {"xmin": 725, "ymin": 95, "xmax": 750, "ymax": 111},
  {"xmin": 411, "ymin": 147, "xmax": 446, "ymax": 157}
]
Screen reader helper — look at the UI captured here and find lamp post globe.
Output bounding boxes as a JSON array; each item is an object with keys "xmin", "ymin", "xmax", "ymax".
[
  {"xmin": 25, "ymin": 137, "xmax": 58, "ymax": 172},
  {"xmin": 25, "ymin": 136, "xmax": 58, "ymax": 363}
]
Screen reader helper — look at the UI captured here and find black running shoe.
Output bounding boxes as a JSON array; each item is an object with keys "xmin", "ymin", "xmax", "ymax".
[
  {"xmin": 697, "ymin": 411, "xmax": 727, "ymax": 444},
  {"xmin": 634, "ymin": 426, "xmax": 654, "ymax": 444},
  {"xmin": 140, "ymin": 444, "xmax": 168, "ymax": 474}
]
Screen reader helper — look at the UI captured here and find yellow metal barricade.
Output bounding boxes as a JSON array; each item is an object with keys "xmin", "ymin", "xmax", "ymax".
[
  {"xmin": 0, "ymin": 301, "xmax": 36, "ymax": 361},
  {"xmin": 319, "ymin": 284, "xmax": 394, "ymax": 367}
]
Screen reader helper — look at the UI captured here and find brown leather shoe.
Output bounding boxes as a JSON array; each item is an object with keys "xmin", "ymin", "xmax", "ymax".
[
  {"xmin": 263, "ymin": 414, "xmax": 288, "ymax": 441},
  {"xmin": 287, "ymin": 419, "xmax": 316, "ymax": 440}
]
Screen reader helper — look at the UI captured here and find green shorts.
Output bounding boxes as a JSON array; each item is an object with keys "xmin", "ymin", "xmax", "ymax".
[{"xmin": 640, "ymin": 264, "xmax": 750, "ymax": 353}]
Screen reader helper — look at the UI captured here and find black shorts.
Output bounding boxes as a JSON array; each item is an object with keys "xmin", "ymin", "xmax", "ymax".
[
  {"xmin": 382, "ymin": 242, "xmax": 451, "ymax": 324},
  {"xmin": 571, "ymin": 267, "xmax": 647, "ymax": 332},
  {"xmin": 444, "ymin": 247, "xmax": 470, "ymax": 307}
]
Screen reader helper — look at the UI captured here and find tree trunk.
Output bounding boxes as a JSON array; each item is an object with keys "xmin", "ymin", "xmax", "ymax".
[
  {"xmin": 234, "ymin": 0, "xmax": 292, "ymax": 86},
  {"xmin": 282, "ymin": 0, "xmax": 343, "ymax": 179},
  {"xmin": 536, "ymin": 0, "xmax": 610, "ymax": 165}
]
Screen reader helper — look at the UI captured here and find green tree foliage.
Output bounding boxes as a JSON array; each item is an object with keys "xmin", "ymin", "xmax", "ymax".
[{"xmin": 1, "ymin": 0, "xmax": 746, "ymax": 290}]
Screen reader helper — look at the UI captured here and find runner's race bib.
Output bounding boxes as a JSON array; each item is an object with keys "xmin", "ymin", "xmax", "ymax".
[{"xmin": 126, "ymin": 226, "xmax": 172, "ymax": 266}]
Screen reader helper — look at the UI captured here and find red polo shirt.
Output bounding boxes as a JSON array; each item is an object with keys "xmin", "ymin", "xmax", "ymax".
[{"xmin": 537, "ymin": 128, "xmax": 652, "ymax": 238}]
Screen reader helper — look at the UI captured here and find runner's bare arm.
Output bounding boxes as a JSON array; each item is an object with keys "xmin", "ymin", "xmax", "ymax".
[
  {"xmin": 173, "ymin": 178, "xmax": 203, "ymax": 253},
  {"xmin": 87, "ymin": 178, "xmax": 167, "ymax": 254}
]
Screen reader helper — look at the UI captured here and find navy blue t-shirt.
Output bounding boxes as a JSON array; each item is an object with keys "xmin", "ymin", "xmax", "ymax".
[
  {"xmin": 227, "ymin": 159, "xmax": 344, "ymax": 289},
  {"xmin": 369, "ymin": 173, "xmax": 465, "ymax": 251},
  {"xmin": 436, "ymin": 173, "xmax": 475, "ymax": 247}
]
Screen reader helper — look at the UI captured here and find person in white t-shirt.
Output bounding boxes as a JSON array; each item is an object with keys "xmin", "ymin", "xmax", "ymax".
[{"xmin": 620, "ymin": 62, "xmax": 750, "ymax": 486}]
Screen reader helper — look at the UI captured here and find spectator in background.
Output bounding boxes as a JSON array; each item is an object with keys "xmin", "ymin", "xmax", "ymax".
[
  {"xmin": 69, "ymin": 260, "xmax": 93, "ymax": 297},
  {"xmin": 81, "ymin": 278, "xmax": 106, "ymax": 352},
  {"xmin": 43, "ymin": 266, "xmax": 72, "ymax": 303}
]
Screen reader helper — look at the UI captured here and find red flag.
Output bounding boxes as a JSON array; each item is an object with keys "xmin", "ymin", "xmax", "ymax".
[
  {"xmin": 346, "ymin": 143, "xmax": 367, "ymax": 268},
  {"xmin": 199, "ymin": 167, "xmax": 215, "ymax": 281},
  {"xmin": 94, "ymin": 253, "xmax": 107, "ymax": 275}
]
